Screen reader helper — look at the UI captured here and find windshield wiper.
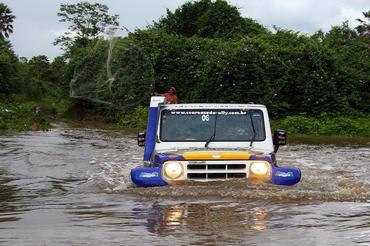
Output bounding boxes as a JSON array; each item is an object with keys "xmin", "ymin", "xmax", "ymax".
[
  {"xmin": 205, "ymin": 113, "xmax": 218, "ymax": 148},
  {"xmin": 248, "ymin": 110, "xmax": 256, "ymax": 147}
]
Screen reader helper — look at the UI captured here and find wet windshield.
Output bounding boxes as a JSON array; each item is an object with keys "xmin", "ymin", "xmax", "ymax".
[{"xmin": 160, "ymin": 109, "xmax": 265, "ymax": 142}]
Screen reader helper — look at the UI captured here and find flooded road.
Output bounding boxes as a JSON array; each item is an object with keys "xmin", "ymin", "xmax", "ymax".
[{"xmin": 0, "ymin": 127, "xmax": 369, "ymax": 245}]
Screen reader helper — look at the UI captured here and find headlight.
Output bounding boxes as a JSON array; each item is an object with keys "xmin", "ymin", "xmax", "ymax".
[
  {"xmin": 163, "ymin": 162, "xmax": 184, "ymax": 180},
  {"xmin": 250, "ymin": 161, "xmax": 270, "ymax": 176}
]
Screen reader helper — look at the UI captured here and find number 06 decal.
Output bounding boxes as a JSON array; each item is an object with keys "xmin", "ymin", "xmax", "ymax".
[{"xmin": 202, "ymin": 114, "xmax": 209, "ymax": 121}]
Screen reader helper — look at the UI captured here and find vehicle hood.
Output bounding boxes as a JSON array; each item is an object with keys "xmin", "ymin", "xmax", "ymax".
[{"xmin": 151, "ymin": 149, "xmax": 274, "ymax": 165}]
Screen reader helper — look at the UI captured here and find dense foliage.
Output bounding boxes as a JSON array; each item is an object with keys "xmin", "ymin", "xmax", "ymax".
[
  {"xmin": 0, "ymin": 101, "xmax": 58, "ymax": 131},
  {"xmin": 274, "ymin": 114, "xmax": 370, "ymax": 137},
  {"xmin": 0, "ymin": 1, "xmax": 369, "ymax": 135},
  {"xmin": 70, "ymin": 38, "xmax": 154, "ymax": 111},
  {"xmin": 154, "ymin": 0, "xmax": 267, "ymax": 39},
  {"xmin": 0, "ymin": 3, "xmax": 15, "ymax": 39},
  {"xmin": 130, "ymin": 25, "xmax": 369, "ymax": 117},
  {"xmin": 0, "ymin": 40, "xmax": 18, "ymax": 96}
]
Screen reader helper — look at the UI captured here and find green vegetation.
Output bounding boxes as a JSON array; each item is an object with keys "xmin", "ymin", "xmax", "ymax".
[
  {"xmin": 54, "ymin": 2, "xmax": 119, "ymax": 53},
  {"xmin": 117, "ymin": 106, "xmax": 148, "ymax": 129},
  {"xmin": 273, "ymin": 114, "xmax": 370, "ymax": 137},
  {"xmin": 0, "ymin": 1, "xmax": 369, "ymax": 140},
  {"xmin": 0, "ymin": 100, "xmax": 70, "ymax": 132},
  {"xmin": 154, "ymin": 0, "xmax": 267, "ymax": 39}
]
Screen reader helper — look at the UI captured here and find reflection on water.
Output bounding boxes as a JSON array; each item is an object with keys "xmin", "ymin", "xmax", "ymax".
[
  {"xmin": 131, "ymin": 201, "xmax": 271, "ymax": 244},
  {"xmin": 0, "ymin": 128, "xmax": 369, "ymax": 245},
  {"xmin": 0, "ymin": 171, "xmax": 21, "ymax": 223}
]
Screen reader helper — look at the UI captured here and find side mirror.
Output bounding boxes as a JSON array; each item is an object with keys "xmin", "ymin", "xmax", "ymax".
[
  {"xmin": 137, "ymin": 132, "xmax": 146, "ymax": 147},
  {"xmin": 273, "ymin": 129, "xmax": 286, "ymax": 153}
]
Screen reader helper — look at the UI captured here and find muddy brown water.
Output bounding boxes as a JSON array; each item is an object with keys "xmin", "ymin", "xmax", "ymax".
[{"xmin": 0, "ymin": 127, "xmax": 369, "ymax": 245}]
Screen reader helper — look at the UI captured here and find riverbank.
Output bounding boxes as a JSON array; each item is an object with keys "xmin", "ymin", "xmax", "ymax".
[
  {"xmin": 0, "ymin": 100, "xmax": 70, "ymax": 132},
  {"xmin": 1, "ymin": 102, "xmax": 370, "ymax": 145}
]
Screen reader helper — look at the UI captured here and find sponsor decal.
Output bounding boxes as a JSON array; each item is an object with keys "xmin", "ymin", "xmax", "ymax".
[
  {"xmin": 212, "ymin": 154, "xmax": 221, "ymax": 158},
  {"xmin": 189, "ymin": 161, "xmax": 206, "ymax": 164},
  {"xmin": 140, "ymin": 172, "xmax": 159, "ymax": 178},
  {"xmin": 170, "ymin": 110, "xmax": 247, "ymax": 116},
  {"xmin": 275, "ymin": 171, "xmax": 293, "ymax": 178},
  {"xmin": 150, "ymin": 97, "xmax": 166, "ymax": 107}
]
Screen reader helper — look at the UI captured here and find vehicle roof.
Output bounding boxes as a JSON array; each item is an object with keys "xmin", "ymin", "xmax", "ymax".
[{"xmin": 160, "ymin": 103, "xmax": 266, "ymax": 110}]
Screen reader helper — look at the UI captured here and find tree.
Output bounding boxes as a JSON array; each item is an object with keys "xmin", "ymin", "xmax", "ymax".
[
  {"xmin": 0, "ymin": 40, "xmax": 18, "ymax": 96},
  {"xmin": 29, "ymin": 55, "xmax": 50, "ymax": 69},
  {"xmin": 28, "ymin": 55, "xmax": 50, "ymax": 82},
  {"xmin": 154, "ymin": 0, "xmax": 267, "ymax": 39},
  {"xmin": 0, "ymin": 3, "xmax": 15, "ymax": 39},
  {"xmin": 54, "ymin": 2, "xmax": 119, "ymax": 51},
  {"xmin": 356, "ymin": 10, "xmax": 370, "ymax": 37}
]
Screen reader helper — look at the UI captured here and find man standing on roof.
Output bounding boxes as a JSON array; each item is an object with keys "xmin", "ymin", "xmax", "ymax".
[{"xmin": 155, "ymin": 86, "xmax": 178, "ymax": 104}]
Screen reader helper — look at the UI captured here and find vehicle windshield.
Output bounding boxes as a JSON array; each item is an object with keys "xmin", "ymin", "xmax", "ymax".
[{"xmin": 160, "ymin": 109, "xmax": 265, "ymax": 142}]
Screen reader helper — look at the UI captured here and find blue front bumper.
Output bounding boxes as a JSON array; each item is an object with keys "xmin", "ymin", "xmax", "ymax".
[{"xmin": 131, "ymin": 166, "xmax": 301, "ymax": 187}]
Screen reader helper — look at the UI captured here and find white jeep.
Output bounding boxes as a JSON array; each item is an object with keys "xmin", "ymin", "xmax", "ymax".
[{"xmin": 131, "ymin": 97, "xmax": 301, "ymax": 186}]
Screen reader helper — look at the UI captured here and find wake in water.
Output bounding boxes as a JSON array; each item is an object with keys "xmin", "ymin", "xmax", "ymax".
[
  {"xmin": 86, "ymin": 153, "xmax": 137, "ymax": 191},
  {"xmin": 86, "ymin": 143, "xmax": 370, "ymax": 202}
]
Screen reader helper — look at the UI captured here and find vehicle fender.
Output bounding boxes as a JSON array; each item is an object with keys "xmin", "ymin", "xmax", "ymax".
[
  {"xmin": 271, "ymin": 167, "xmax": 301, "ymax": 185},
  {"xmin": 131, "ymin": 167, "xmax": 168, "ymax": 187}
]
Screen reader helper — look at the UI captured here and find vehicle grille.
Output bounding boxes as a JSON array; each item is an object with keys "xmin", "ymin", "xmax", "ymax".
[{"xmin": 186, "ymin": 162, "xmax": 247, "ymax": 180}]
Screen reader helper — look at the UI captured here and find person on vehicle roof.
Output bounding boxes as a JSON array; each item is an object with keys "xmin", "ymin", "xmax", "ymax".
[
  {"xmin": 155, "ymin": 86, "xmax": 178, "ymax": 104},
  {"xmin": 153, "ymin": 81, "xmax": 167, "ymax": 94}
]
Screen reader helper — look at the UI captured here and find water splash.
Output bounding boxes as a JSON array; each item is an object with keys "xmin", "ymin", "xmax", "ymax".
[
  {"xmin": 84, "ymin": 135, "xmax": 143, "ymax": 192},
  {"xmin": 90, "ymin": 144, "xmax": 370, "ymax": 202}
]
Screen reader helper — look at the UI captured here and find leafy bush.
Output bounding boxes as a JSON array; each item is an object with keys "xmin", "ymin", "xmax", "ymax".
[
  {"xmin": 117, "ymin": 106, "xmax": 148, "ymax": 129},
  {"xmin": 70, "ymin": 38, "xmax": 154, "ymax": 111},
  {"xmin": 154, "ymin": 0, "xmax": 267, "ymax": 39},
  {"xmin": 275, "ymin": 115, "xmax": 370, "ymax": 137},
  {"xmin": 0, "ymin": 102, "xmax": 59, "ymax": 132}
]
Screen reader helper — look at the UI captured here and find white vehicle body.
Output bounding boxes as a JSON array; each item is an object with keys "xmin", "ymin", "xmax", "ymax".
[
  {"xmin": 131, "ymin": 96, "xmax": 301, "ymax": 187},
  {"xmin": 155, "ymin": 103, "xmax": 274, "ymax": 154}
]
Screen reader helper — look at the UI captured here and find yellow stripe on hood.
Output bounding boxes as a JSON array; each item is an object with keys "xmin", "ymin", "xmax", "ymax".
[{"xmin": 183, "ymin": 152, "xmax": 252, "ymax": 160}]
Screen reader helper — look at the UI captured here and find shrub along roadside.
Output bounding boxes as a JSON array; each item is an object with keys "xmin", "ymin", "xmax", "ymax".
[
  {"xmin": 272, "ymin": 114, "xmax": 370, "ymax": 137},
  {"xmin": 0, "ymin": 99, "xmax": 70, "ymax": 132},
  {"xmin": 117, "ymin": 106, "xmax": 148, "ymax": 129},
  {"xmin": 62, "ymin": 100, "xmax": 149, "ymax": 130}
]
